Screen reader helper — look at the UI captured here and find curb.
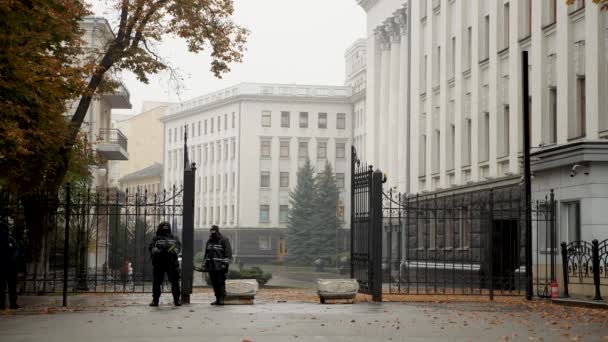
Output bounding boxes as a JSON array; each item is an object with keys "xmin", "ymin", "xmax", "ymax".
[{"xmin": 552, "ymin": 298, "xmax": 608, "ymax": 310}]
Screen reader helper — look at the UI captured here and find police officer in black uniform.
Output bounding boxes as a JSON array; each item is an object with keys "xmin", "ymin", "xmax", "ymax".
[
  {"xmin": 203, "ymin": 225, "xmax": 232, "ymax": 306},
  {"xmin": 148, "ymin": 222, "xmax": 182, "ymax": 307},
  {"xmin": 0, "ymin": 224, "xmax": 19, "ymax": 310}
]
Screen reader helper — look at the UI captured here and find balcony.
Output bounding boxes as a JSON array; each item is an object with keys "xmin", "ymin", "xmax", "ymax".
[
  {"xmin": 97, "ymin": 128, "xmax": 129, "ymax": 160},
  {"xmin": 102, "ymin": 82, "xmax": 132, "ymax": 109}
]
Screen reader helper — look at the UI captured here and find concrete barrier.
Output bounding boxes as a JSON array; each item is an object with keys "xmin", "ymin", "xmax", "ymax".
[
  {"xmin": 224, "ymin": 279, "xmax": 259, "ymax": 305},
  {"xmin": 316, "ymin": 279, "xmax": 359, "ymax": 304}
]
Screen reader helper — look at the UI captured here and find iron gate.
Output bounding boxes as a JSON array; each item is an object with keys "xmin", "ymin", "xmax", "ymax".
[
  {"xmin": 350, "ymin": 148, "xmax": 556, "ymax": 301},
  {"xmin": 0, "ymin": 186, "xmax": 185, "ymax": 294}
]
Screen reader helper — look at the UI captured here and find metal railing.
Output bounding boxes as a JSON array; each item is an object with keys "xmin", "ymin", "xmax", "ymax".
[
  {"xmin": 561, "ymin": 239, "xmax": 607, "ymax": 300},
  {"xmin": 99, "ymin": 128, "xmax": 128, "ymax": 151}
]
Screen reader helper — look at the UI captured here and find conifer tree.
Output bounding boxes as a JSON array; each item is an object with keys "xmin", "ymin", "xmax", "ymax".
[
  {"xmin": 311, "ymin": 161, "xmax": 341, "ymax": 263},
  {"xmin": 286, "ymin": 159, "xmax": 316, "ymax": 264}
]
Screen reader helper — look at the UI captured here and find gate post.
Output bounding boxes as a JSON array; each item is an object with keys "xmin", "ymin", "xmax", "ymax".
[
  {"xmin": 592, "ymin": 240, "xmax": 603, "ymax": 301},
  {"xmin": 181, "ymin": 162, "xmax": 196, "ymax": 304},
  {"xmin": 561, "ymin": 242, "xmax": 569, "ymax": 298},
  {"xmin": 63, "ymin": 183, "xmax": 71, "ymax": 307},
  {"xmin": 489, "ymin": 189, "xmax": 494, "ymax": 301},
  {"xmin": 370, "ymin": 169, "xmax": 384, "ymax": 302}
]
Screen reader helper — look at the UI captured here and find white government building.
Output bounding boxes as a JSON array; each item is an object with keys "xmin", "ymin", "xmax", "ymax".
[
  {"xmin": 161, "ymin": 83, "xmax": 353, "ymax": 262},
  {"xmin": 358, "ymin": 0, "xmax": 608, "ymax": 243}
]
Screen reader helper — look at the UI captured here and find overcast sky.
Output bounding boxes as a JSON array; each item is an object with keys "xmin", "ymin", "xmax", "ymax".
[{"xmin": 90, "ymin": 0, "xmax": 366, "ymax": 115}]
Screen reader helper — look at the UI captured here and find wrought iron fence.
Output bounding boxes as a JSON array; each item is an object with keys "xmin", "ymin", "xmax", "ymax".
[
  {"xmin": 0, "ymin": 185, "xmax": 183, "ymax": 294},
  {"xmin": 561, "ymin": 238, "xmax": 607, "ymax": 300}
]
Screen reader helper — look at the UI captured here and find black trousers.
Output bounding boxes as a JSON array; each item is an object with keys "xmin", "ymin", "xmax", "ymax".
[
  {"xmin": 0, "ymin": 270, "xmax": 17, "ymax": 308},
  {"xmin": 209, "ymin": 270, "xmax": 226, "ymax": 299},
  {"xmin": 152, "ymin": 263, "xmax": 180, "ymax": 302}
]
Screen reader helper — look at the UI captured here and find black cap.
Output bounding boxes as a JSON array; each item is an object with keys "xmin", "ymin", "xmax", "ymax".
[
  {"xmin": 158, "ymin": 221, "xmax": 171, "ymax": 230},
  {"xmin": 211, "ymin": 225, "xmax": 220, "ymax": 232}
]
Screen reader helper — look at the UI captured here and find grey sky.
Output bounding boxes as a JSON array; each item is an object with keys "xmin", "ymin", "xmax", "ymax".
[{"xmin": 90, "ymin": 0, "xmax": 366, "ymax": 115}]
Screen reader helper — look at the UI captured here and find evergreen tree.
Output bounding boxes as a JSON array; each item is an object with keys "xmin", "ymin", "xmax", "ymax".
[
  {"xmin": 311, "ymin": 161, "xmax": 341, "ymax": 263},
  {"xmin": 286, "ymin": 159, "xmax": 316, "ymax": 264}
]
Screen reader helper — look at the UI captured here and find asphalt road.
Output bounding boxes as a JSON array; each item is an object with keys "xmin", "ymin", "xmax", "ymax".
[{"xmin": 1, "ymin": 293, "xmax": 608, "ymax": 342}]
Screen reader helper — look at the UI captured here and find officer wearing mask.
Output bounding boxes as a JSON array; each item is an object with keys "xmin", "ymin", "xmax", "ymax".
[
  {"xmin": 148, "ymin": 221, "xmax": 182, "ymax": 307},
  {"xmin": 0, "ymin": 224, "xmax": 19, "ymax": 310},
  {"xmin": 203, "ymin": 225, "xmax": 232, "ymax": 306}
]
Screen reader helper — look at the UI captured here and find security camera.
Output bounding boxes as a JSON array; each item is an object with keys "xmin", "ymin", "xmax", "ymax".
[{"xmin": 570, "ymin": 164, "xmax": 583, "ymax": 177}]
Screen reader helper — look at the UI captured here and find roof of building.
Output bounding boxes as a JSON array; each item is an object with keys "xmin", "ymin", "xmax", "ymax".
[{"xmin": 119, "ymin": 163, "xmax": 163, "ymax": 183}]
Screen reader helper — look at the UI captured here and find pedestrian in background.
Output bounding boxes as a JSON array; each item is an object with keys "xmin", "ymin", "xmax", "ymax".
[
  {"xmin": 148, "ymin": 221, "xmax": 182, "ymax": 307},
  {"xmin": 203, "ymin": 225, "xmax": 232, "ymax": 306}
]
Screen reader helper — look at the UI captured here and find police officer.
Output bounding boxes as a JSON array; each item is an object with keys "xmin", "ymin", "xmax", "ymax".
[
  {"xmin": 148, "ymin": 222, "xmax": 182, "ymax": 307},
  {"xmin": 0, "ymin": 225, "xmax": 19, "ymax": 310},
  {"xmin": 203, "ymin": 225, "xmax": 232, "ymax": 306}
]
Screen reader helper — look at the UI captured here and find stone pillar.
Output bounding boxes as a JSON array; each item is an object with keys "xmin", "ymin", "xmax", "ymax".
[
  {"xmin": 379, "ymin": 27, "xmax": 391, "ymax": 172},
  {"xmin": 396, "ymin": 10, "xmax": 409, "ymax": 193},
  {"xmin": 388, "ymin": 18, "xmax": 401, "ymax": 188}
]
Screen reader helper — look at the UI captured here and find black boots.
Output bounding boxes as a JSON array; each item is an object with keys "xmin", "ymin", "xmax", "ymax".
[
  {"xmin": 149, "ymin": 300, "xmax": 159, "ymax": 307},
  {"xmin": 211, "ymin": 296, "xmax": 225, "ymax": 306},
  {"xmin": 174, "ymin": 298, "xmax": 182, "ymax": 306}
]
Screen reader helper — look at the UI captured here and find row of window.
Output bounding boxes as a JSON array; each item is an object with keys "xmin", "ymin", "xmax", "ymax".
[
  {"xmin": 199, "ymin": 173, "xmax": 236, "ymax": 193},
  {"xmin": 260, "ymin": 140, "xmax": 347, "ymax": 159},
  {"xmin": 168, "ymin": 113, "xmax": 236, "ymax": 143},
  {"xmin": 259, "ymin": 171, "xmax": 345, "ymax": 189},
  {"xmin": 124, "ymin": 183, "xmax": 161, "ymax": 195},
  {"xmin": 168, "ymin": 140, "xmax": 237, "ymax": 170},
  {"xmin": 197, "ymin": 205, "xmax": 236, "ymax": 226},
  {"xmin": 262, "ymin": 111, "xmax": 346, "ymax": 130}
]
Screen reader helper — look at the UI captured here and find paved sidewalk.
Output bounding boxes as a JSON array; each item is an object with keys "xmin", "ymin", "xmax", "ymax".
[{"xmin": 1, "ymin": 291, "xmax": 608, "ymax": 341}]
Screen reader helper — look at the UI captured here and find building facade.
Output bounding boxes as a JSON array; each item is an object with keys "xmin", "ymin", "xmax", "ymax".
[
  {"xmin": 359, "ymin": 0, "xmax": 608, "ymax": 243},
  {"xmin": 345, "ymin": 39, "xmax": 368, "ymax": 161},
  {"xmin": 162, "ymin": 83, "xmax": 353, "ymax": 263}
]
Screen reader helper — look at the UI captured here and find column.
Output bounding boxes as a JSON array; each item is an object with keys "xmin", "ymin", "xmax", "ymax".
[
  {"xmin": 388, "ymin": 17, "xmax": 401, "ymax": 188},
  {"xmin": 396, "ymin": 9, "xmax": 409, "ymax": 193},
  {"xmin": 379, "ymin": 26, "xmax": 391, "ymax": 172}
]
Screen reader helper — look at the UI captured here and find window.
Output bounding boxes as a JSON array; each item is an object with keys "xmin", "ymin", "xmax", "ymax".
[
  {"xmin": 522, "ymin": 0, "xmax": 531, "ymax": 37},
  {"xmin": 280, "ymin": 141, "xmax": 290, "ymax": 158},
  {"xmin": 224, "ymin": 114, "xmax": 228, "ymax": 130},
  {"xmin": 450, "ymin": 37, "xmax": 456, "ymax": 78},
  {"xmin": 259, "ymin": 205, "xmax": 270, "ymax": 223},
  {"xmin": 204, "ymin": 120, "xmax": 208, "ymax": 134},
  {"xmin": 499, "ymin": 106, "xmax": 510, "ymax": 157},
  {"xmin": 218, "ymin": 143, "xmax": 221, "ymax": 161},
  {"xmin": 258, "ymin": 235, "xmax": 271, "ymax": 249},
  {"xmin": 565, "ymin": 202, "xmax": 581, "ymax": 242},
  {"xmin": 317, "ymin": 141, "xmax": 327, "ymax": 159},
  {"xmin": 336, "ymin": 143, "xmax": 346, "ymax": 159},
  {"xmin": 232, "ymin": 172, "xmax": 235, "ymax": 190},
  {"xmin": 230, "ymin": 205, "xmax": 235, "ymax": 223},
  {"xmin": 210, "ymin": 176, "xmax": 214, "ymax": 192},
  {"xmin": 548, "ymin": 87, "xmax": 557, "ymax": 144},
  {"xmin": 466, "ymin": 27, "xmax": 472, "ymax": 70},
  {"xmin": 432, "ymin": 130, "xmax": 440, "ymax": 174},
  {"xmin": 217, "ymin": 116, "xmax": 221, "ymax": 132},
  {"xmin": 204, "ymin": 145, "xmax": 209, "ymax": 163},
  {"xmin": 262, "ymin": 111, "xmax": 271, "ymax": 127},
  {"xmin": 480, "ymin": 112, "xmax": 490, "ymax": 162},
  {"xmin": 482, "ymin": 15, "xmax": 490, "ymax": 60},
  {"xmin": 336, "ymin": 113, "xmax": 346, "ymax": 129},
  {"xmin": 216, "ymin": 206, "xmax": 220, "ymax": 224},
  {"xmin": 280, "ymin": 172, "xmax": 289, "ymax": 188},
  {"xmin": 224, "ymin": 141, "xmax": 229, "ymax": 160},
  {"xmin": 459, "ymin": 208, "xmax": 471, "ymax": 248},
  {"xmin": 231, "ymin": 140, "xmax": 236, "ymax": 159},
  {"xmin": 419, "ymin": 134, "xmax": 427, "ymax": 175},
  {"xmin": 224, "ymin": 173, "xmax": 227, "ymax": 191},
  {"xmin": 261, "ymin": 140, "xmax": 271, "ymax": 158},
  {"xmin": 336, "ymin": 173, "xmax": 345, "ymax": 189},
  {"xmin": 337, "ymin": 203, "xmax": 344, "ymax": 220},
  {"xmin": 203, "ymin": 177, "xmax": 207, "ymax": 192},
  {"xmin": 547, "ymin": 0, "xmax": 557, "ymax": 25},
  {"xmin": 299, "ymin": 112, "xmax": 308, "ymax": 128},
  {"xmin": 448, "ymin": 124, "xmax": 455, "ymax": 170},
  {"xmin": 569, "ymin": 77, "xmax": 586, "ymax": 139},
  {"xmin": 281, "ymin": 111, "xmax": 290, "ymax": 128},
  {"xmin": 260, "ymin": 171, "xmax": 270, "ymax": 188},
  {"xmin": 503, "ymin": 3, "xmax": 510, "ymax": 50},
  {"xmin": 232, "ymin": 112, "xmax": 235, "ymax": 129},
  {"xmin": 210, "ymin": 206, "xmax": 214, "ymax": 224},
  {"xmin": 216, "ymin": 174, "xmax": 220, "ymax": 192},
  {"xmin": 203, "ymin": 207, "xmax": 207, "ymax": 225},
  {"xmin": 318, "ymin": 113, "xmax": 327, "ymax": 129},
  {"xmin": 168, "ymin": 129, "xmax": 172, "ymax": 143},
  {"xmin": 279, "ymin": 205, "xmax": 289, "ymax": 224},
  {"xmin": 211, "ymin": 118, "xmax": 214, "ymax": 133},
  {"xmin": 298, "ymin": 141, "xmax": 308, "ymax": 158}
]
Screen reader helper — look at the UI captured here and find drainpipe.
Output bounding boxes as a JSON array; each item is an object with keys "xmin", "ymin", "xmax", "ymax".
[{"xmin": 405, "ymin": 1, "xmax": 412, "ymax": 195}]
